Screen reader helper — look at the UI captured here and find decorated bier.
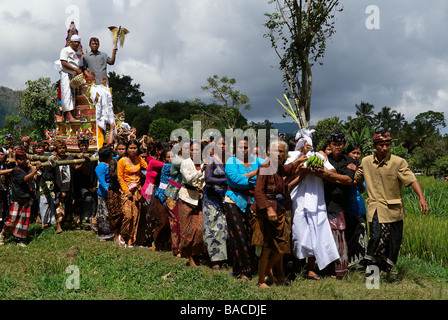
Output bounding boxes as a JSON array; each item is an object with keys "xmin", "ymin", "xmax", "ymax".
[{"xmin": 50, "ymin": 21, "xmax": 134, "ymax": 153}]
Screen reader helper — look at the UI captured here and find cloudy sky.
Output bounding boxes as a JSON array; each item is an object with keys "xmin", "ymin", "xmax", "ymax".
[{"xmin": 0, "ymin": 0, "xmax": 447, "ymax": 133}]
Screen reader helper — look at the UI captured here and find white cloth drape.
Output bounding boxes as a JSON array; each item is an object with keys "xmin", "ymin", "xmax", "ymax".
[
  {"xmin": 286, "ymin": 151, "xmax": 340, "ymax": 270},
  {"xmin": 90, "ymin": 85, "xmax": 117, "ymax": 136}
]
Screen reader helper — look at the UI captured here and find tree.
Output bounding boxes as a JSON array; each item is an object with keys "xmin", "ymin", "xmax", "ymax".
[
  {"xmin": 108, "ymin": 71, "xmax": 145, "ymax": 112},
  {"xmin": 402, "ymin": 110, "xmax": 446, "ymax": 151},
  {"xmin": 432, "ymin": 156, "xmax": 448, "ymax": 178},
  {"xmin": 265, "ymin": 0, "xmax": 342, "ymax": 128},
  {"xmin": 18, "ymin": 77, "xmax": 59, "ymax": 137},
  {"xmin": 410, "ymin": 134, "xmax": 448, "ymax": 175},
  {"xmin": 354, "ymin": 101, "xmax": 376, "ymax": 127},
  {"xmin": 200, "ymin": 75, "xmax": 251, "ymax": 130},
  {"xmin": 312, "ymin": 116, "xmax": 343, "ymax": 151},
  {"xmin": 0, "ymin": 115, "xmax": 34, "ymax": 144},
  {"xmin": 148, "ymin": 118, "xmax": 179, "ymax": 141},
  {"xmin": 375, "ymin": 106, "xmax": 398, "ymax": 132}
]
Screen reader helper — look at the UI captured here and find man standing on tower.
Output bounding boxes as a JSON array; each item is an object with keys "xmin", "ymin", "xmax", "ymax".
[
  {"xmin": 83, "ymin": 37, "xmax": 118, "ymax": 86},
  {"xmin": 59, "ymin": 34, "xmax": 83, "ymax": 122}
]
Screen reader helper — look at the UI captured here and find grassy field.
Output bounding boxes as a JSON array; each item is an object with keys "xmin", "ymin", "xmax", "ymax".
[{"xmin": 1, "ymin": 176, "xmax": 448, "ymax": 301}]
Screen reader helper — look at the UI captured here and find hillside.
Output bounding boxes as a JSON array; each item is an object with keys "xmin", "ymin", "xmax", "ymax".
[
  {"xmin": 272, "ymin": 122, "xmax": 299, "ymax": 135},
  {"xmin": 0, "ymin": 86, "xmax": 21, "ymax": 127}
]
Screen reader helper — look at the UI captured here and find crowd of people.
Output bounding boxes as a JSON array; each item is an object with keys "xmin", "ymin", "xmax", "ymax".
[{"xmin": 0, "ymin": 128, "xmax": 429, "ymax": 288}]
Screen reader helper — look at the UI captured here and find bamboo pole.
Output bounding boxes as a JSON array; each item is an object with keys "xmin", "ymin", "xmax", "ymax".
[
  {"xmin": 7, "ymin": 152, "xmax": 98, "ymax": 167},
  {"xmin": 30, "ymin": 156, "xmax": 99, "ymax": 167}
]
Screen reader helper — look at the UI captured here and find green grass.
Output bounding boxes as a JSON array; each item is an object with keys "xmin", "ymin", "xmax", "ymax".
[
  {"xmin": 1, "ymin": 175, "xmax": 448, "ymax": 300},
  {"xmin": 401, "ymin": 176, "xmax": 448, "ymax": 266},
  {"xmin": 1, "ymin": 225, "xmax": 448, "ymax": 300}
]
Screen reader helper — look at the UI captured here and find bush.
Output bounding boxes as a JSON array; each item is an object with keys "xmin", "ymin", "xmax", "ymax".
[
  {"xmin": 432, "ymin": 156, "xmax": 448, "ymax": 178},
  {"xmin": 148, "ymin": 118, "xmax": 179, "ymax": 141}
]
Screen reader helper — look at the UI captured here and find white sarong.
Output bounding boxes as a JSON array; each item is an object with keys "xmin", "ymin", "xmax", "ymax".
[
  {"xmin": 286, "ymin": 151, "xmax": 340, "ymax": 270},
  {"xmin": 60, "ymin": 71, "xmax": 75, "ymax": 112}
]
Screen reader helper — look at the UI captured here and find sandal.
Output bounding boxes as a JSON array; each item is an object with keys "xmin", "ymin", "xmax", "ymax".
[
  {"xmin": 90, "ymin": 217, "xmax": 98, "ymax": 233},
  {"xmin": 212, "ymin": 266, "xmax": 221, "ymax": 272},
  {"xmin": 238, "ymin": 275, "xmax": 250, "ymax": 282},
  {"xmin": 306, "ymin": 273, "xmax": 321, "ymax": 280},
  {"xmin": 117, "ymin": 235, "xmax": 126, "ymax": 248}
]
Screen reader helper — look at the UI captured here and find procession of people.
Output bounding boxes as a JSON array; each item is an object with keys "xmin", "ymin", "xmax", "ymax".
[
  {"xmin": 0, "ymin": 127, "xmax": 429, "ymax": 288},
  {"xmin": 0, "ymin": 33, "xmax": 430, "ymax": 289}
]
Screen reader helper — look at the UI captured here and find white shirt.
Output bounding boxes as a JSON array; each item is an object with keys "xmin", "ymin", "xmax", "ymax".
[{"xmin": 60, "ymin": 46, "xmax": 83, "ymax": 74}]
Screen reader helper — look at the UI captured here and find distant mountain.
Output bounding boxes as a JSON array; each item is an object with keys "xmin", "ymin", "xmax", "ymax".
[
  {"xmin": 0, "ymin": 86, "xmax": 21, "ymax": 127},
  {"xmin": 271, "ymin": 122, "xmax": 300, "ymax": 135}
]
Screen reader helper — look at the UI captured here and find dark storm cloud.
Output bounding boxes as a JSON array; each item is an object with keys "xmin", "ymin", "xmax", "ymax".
[{"xmin": 0, "ymin": 0, "xmax": 447, "ymax": 132}]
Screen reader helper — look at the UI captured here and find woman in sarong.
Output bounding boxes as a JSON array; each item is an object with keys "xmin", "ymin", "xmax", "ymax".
[
  {"xmin": 108, "ymin": 141, "xmax": 126, "ymax": 247},
  {"xmin": 251, "ymin": 140, "xmax": 303, "ymax": 288},
  {"xmin": 164, "ymin": 141, "xmax": 188, "ymax": 257},
  {"xmin": 178, "ymin": 141, "xmax": 207, "ymax": 266},
  {"xmin": 148, "ymin": 148, "xmax": 173, "ymax": 251},
  {"xmin": 203, "ymin": 137, "xmax": 228, "ymax": 270},
  {"xmin": 224, "ymin": 137, "xmax": 264, "ymax": 280},
  {"xmin": 117, "ymin": 139, "xmax": 148, "ymax": 247},
  {"xmin": 285, "ymin": 130, "xmax": 340, "ymax": 280},
  {"xmin": 135, "ymin": 142, "xmax": 168, "ymax": 247}
]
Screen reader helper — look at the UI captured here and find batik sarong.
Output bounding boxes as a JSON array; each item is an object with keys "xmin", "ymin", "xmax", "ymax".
[
  {"xmin": 362, "ymin": 211, "xmax": 403, "ymax": 273},
  {"xmin": 178, "ymin": 199, "xmax": 206, "ymax": 258},
  {"xmin": 166, "ymin": 196, "xmax": 180, "ymax": 255},
  {"xmin": 223, "ymin": 202, "xmax": 255, "ymax": 278}
]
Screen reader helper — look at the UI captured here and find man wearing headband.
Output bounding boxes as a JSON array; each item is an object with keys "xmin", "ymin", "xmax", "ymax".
[
  {"xmin": 59, "ymin": 34, "xmax": 84, "ymax": 122},
  {"xmin": 73, "ymin": 136, "xmax": 98, "ymax": 231},
  {"xmin": 0, "ymin": 148, "xmax": 42, "ymax": 246},
  {"xmin": 83, "ymin": 37, "xmax": 118, "ymax": 85},
  {"xmin": 355, "ymin": 131, "xmax": 428, "ymax": 274}
]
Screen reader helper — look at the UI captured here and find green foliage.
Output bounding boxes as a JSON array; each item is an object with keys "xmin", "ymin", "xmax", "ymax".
[
  {"xmin": 108, "ymin": 71, "xmax": 145, "ymax": 112},
  {"xmin": 391, "ymin": 142, "xmax": 410, "ymax": 161},
  {"xmin": 201, "ymin": 75, "xmax": 251, "ymax": 130},
  {"xmin": 343, "ymin": 125, "xmax": 374, "ymax": 156},
  {"xmin": 312, "ymin": 117, "xmax": 343, "ymax": 151},
  {"xmin": 1, "ymin": 222, "xmax": 448, "ymax": 300},
  {"xmin": 409, "ymin": 135, "xmax": 448, "ymax": 174},
  {"xmin": 18, "ymin": 77, "xmax": 59, "ymax": 137},
  {"xmin": 401, "ymin": 177, "xmax": 448, "ymax": 266},
  {"xmin": 432, "ymin": 156, "xmax": 448, "ymax": 178},
  {"xmin": 148, "ymin": 118, "xmax": 179, "ymax": 141}
]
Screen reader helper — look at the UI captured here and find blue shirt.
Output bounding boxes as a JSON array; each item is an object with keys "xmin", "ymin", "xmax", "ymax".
[
  {"xmin": 225, "ymin": 156, "xmax": 264, "ymax": 212},
  {"xmin": 347, "ymin": 182, "xmax": 367, "ymax": 216},
  {"xmin": 95, "ymin": 162, "xmax": 110, "ymax": 197},
  {"xmin": 154, "ymin": 163, "xmax": 172, "ymax": 205}
]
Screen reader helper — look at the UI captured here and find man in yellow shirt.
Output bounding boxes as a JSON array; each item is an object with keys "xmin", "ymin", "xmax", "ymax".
[{"xmin": 354, "ymin": 131, "xmax": 428, "ymax": 273}]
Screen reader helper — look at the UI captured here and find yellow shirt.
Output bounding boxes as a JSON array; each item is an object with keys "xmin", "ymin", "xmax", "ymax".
[
  {"xmin": 354, "ymin": 153, "xmax": 416, "ymax": 223},
  {"xmin": 117, "ymin": 156, "xmax": 148, "ymax": 193}
]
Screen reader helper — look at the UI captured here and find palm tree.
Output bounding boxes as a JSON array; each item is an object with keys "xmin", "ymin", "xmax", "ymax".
[
  {"xmin": 355, "ymin": 101, "xmax": 376, "ymax": 127},
  {"xmin": 376, "ymin": 106, "xmax": 397, "ymax": 132}
]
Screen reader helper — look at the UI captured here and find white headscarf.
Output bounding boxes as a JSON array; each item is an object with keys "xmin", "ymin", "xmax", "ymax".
[{"xmin": 294, "ymin": 128, "xmax": 315, "ymax": 151}]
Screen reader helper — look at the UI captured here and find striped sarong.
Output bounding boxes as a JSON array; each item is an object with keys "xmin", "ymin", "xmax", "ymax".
[{"xmin": 2, "ymin": 201, "xmax": 32, "ymax": 239}]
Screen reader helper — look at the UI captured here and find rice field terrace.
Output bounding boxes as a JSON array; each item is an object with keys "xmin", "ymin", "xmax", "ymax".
[{"xmin": 0, "ymin": 176, "xmax": 447, "ymax": 302}]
